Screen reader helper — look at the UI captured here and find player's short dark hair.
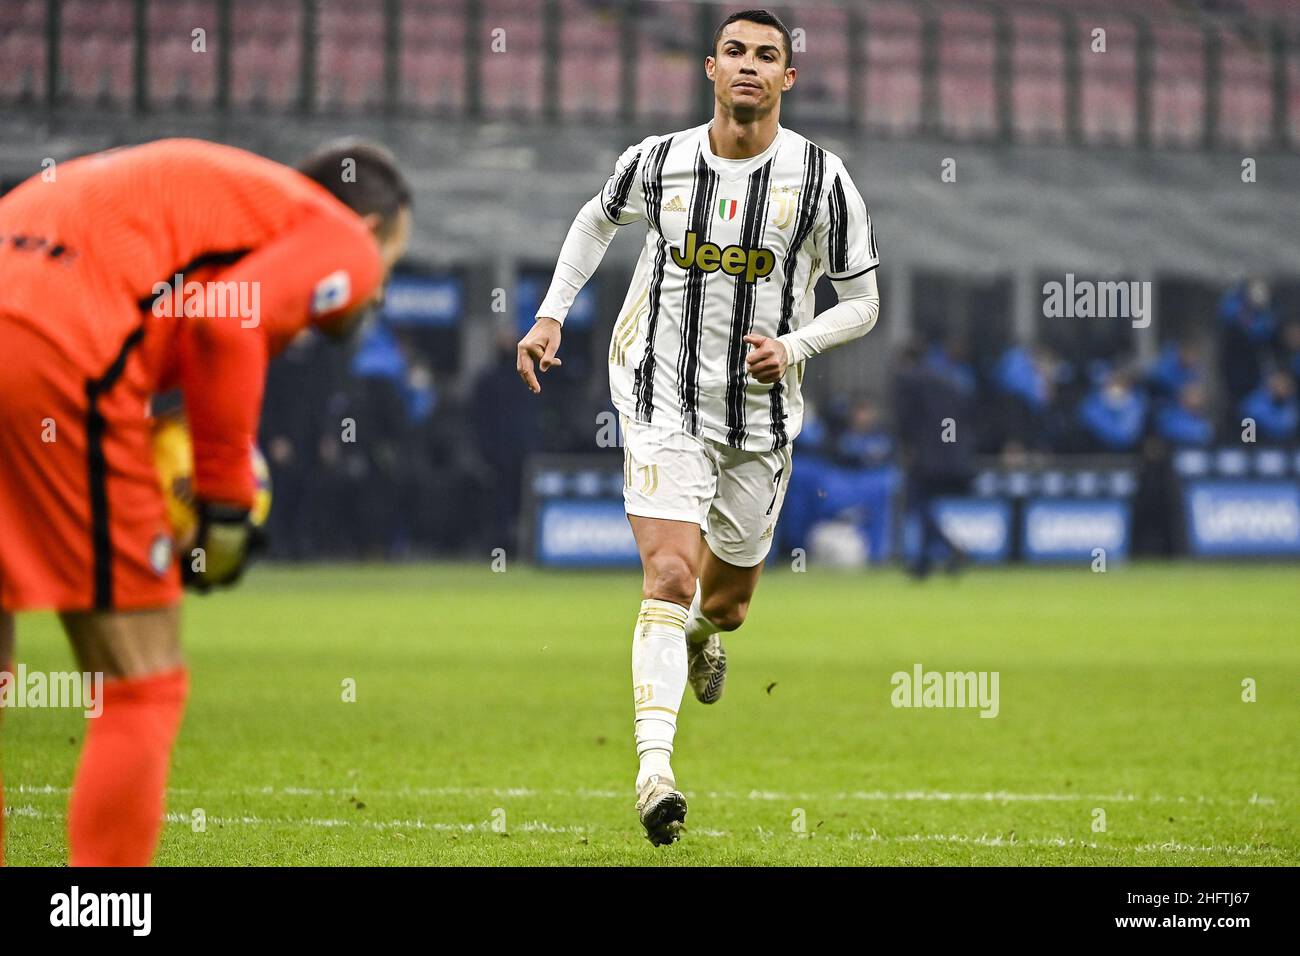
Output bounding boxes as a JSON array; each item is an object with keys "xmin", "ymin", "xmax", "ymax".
[
  {"xmin": 712, "ymin": 9, "xmax": 793, "ymax": 68},
  {"xmin": 297, "ymin": 140, "xmax": 412, "ymax": 233}
]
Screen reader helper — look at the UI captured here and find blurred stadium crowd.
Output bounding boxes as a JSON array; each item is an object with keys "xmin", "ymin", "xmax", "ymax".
[
  {"xmin": 254, "ymin": 278, "xmax": 1299, "ymax": 560},
  {"xmin": 885, "ymin": 278, "xmax": 1299, "ymax": 460}
]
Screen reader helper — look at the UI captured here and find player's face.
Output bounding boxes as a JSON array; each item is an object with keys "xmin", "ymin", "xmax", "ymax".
[
  {"xmin": 362, "ymin": 205, "xmax": 413, "ymax": 309},
  {"xmin": 320, "ymin": 206, "xmax": 412, "ymax": 342},
  {"xmin": 706, "ymin": 22, "xmax": 795, "ymax": 119},
  {"xmin": 376, "ymin": 205, "xmax": 413, "ymax": 279}
]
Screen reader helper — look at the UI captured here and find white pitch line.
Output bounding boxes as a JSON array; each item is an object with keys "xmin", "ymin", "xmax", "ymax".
[
  {"xmin": 4, "ymin": 806, "xmax": 1276, "ymax": 856},
  {"xmin": 844, "ymin": 832, "xmax": 1270, "ymax": 856},
  {"xmin": 4, "ymin": 805, "xmax": 728, "ymax": 839},
  {"xmin": 162, "ymin": 812, "xmax": 605, "ymax": 836},
  {"xmin": 738, "ymin": 789, "xmax": 1280, "ymax": 806},
  {"xmin": 11, "ymin": 783, "xmax": 1280, "ymax": 806}
]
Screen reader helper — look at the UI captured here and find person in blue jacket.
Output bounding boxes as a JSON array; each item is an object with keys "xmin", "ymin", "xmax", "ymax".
[
  {"xmin": 1154, "ymin": 381, "xmax": 1214, "ymax": 448},
  {"xmin": 1240, "ymin": 371, "xmax": 1299, "ymax": 445},
  {"xmin": 1146, "ymin": 338, "xmax": 1203, "ymax": 401},
  {"xmin": 1078, "ymin": 371, "xmax": 1148, "ymax": 452}
]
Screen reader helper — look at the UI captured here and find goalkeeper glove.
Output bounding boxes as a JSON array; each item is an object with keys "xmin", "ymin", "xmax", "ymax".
[{"xmin": 182, "ymin": 501, "xmax": 266, "ymax": 592}]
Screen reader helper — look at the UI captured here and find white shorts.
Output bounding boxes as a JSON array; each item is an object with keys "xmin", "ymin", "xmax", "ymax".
[{"xmin": 620, "ymin": 413, "xmax": 793, "ymax": 568}]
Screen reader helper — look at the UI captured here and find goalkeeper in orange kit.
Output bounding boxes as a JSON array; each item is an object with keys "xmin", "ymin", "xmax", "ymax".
[{"xmin": 0, "ymin": 138, "xmax": 412, "ymax": 865}]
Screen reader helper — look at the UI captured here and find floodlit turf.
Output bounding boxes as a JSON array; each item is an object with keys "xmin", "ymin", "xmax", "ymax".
[{"xmin": 3, "ymin": 562, "xmax": 1297, "ymax": 866}]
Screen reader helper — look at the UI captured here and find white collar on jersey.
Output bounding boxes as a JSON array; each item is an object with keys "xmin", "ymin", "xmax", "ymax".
[{"xmin": 698, "ymin": 121, "xmax": 785, "ymax": 181}]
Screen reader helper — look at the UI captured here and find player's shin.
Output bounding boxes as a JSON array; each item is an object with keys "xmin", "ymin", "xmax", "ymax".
[
  {"xmin": 631, "ymin": 599, "xmax": 690, "ymax": 789},
  {"xmin": 0, "ymin": 611, "xmax": 12, "ymax": 867},
  {"xmin": 68, "ymin": 666, "xmax": 189, "ymax": 866}
]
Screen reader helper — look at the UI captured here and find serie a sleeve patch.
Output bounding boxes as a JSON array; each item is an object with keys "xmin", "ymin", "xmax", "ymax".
[{"xmin": 310, "ymin": 269, "xmax": 352, "ymax": 316}]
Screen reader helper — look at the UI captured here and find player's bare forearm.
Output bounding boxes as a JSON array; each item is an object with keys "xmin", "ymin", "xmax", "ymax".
[{"xmin": 516, "ymin": 316, "xmax": 564, "ymax": 394}]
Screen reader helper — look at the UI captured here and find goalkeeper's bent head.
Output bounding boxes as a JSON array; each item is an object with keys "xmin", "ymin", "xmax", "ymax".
[{"xmin": 297, "ymin": 140, "xmax": 414, "ymax": 340}]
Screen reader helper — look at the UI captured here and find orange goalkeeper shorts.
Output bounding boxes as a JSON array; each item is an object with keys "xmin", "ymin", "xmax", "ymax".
[{"xmin": 0, "ymin": 314, "xmax": 180, "ymax": 612}]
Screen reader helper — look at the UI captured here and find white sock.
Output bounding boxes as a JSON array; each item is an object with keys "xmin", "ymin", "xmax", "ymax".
[
  {"xmin": 632, "ymin": 598, "xmax": 689, "ymax": 790},
  {"xmin": 684, "ymin": 581, "xmax": 719, "ymax": 646}
]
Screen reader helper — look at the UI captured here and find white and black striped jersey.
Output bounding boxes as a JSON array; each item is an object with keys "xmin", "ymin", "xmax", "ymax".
[
  {"xmin": 536, "ymin": 122, "xmax": 879, "ymax": 451},
  {"xmin": 587, "ymin": 122, "xmax": 879, "ymax": 451}
]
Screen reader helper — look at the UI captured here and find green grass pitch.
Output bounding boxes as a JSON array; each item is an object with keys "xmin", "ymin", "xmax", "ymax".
[{"xmin": 4, "ymin": 562, "xmax": 1297, "ymax": 865}]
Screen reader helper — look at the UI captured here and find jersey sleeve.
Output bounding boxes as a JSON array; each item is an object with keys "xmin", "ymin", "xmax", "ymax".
[
  {"xmin": 248, "ymin": 205, "xmax": 385, "ymax": 353},
  {"xmin": 176, "ymin": 305, "xmax": 268, "ymax": 508},
  {"xmin": 534, "ymin": 139, "xmax": 653, "ymax": 324},
  {"xmin": 813, "ymin": 162, "xmax": 880, "ymax": 282},
  {"xmin": 597, "ymin": 139, "xmax": 650, "ymax": 226},
  {"xmin": 534, "ymin": 196, "xmax": 621, "ymax": 325},
  {"xmin": 175, "ymin": 205, "xmax": 382, "ymax": 506}
]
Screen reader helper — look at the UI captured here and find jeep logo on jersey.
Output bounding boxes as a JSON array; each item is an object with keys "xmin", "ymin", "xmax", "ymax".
[{"xmin": 669, "ymin": 230, "xmax": 775, "ymax": 284}]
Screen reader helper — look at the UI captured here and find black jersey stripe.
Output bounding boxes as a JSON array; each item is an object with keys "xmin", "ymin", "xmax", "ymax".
[
  {"xmin": 603, "ymin": 150, "xmax": 642, "ymax": 223},
  {"xmin": 769, "ymin": 143, "xmax": 825, "ymax": 450},
  {"xmin": 827, "ymin": 175, "xmax": 849, "ymax": 275},
  {"xmin": 86, "ymin": 325, "xmax": 147, "ymax": 610},
  {"xmin": 135, "ymin": 247, "xmax": 251, "ymax": 311},
  {"xmin": 633, "ymin": 236, "xmax": 669, "ymax": 420},
  {"xmin": 632, "ymin": 137, "xmax": 674, "ymax": 421},
  {"xmin": 643, "ymin": 137, "xmax": 673, "ymax": 236},
  {"xmin": 724, "ymin": 158, "xmax": 774, "ymax": 448},
  {"xmin": 675, "ymin": 149, "xmax": 718, "ymax": 436},
  {"xmin": 830, "ymin": 262, "xmax": 879, "ymax": 282}
]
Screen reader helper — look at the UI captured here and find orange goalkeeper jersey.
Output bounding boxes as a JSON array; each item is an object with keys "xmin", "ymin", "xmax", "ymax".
[{"xmin": 0, "ymin": 138, "xmax": 384, "ymax": 506}]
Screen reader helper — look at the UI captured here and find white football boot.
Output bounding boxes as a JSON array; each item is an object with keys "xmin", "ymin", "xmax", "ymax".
[
  {"xmin": 636, "ymin": 774, "xmax": 688, "ymax": 846},
  {"xmin": 687, "ymin": 633, "xmax": 727, "ymax": 704}
]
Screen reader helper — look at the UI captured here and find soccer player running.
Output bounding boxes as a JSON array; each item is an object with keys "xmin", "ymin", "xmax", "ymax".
[
  {"xmin": 518, "ymin": 9, "xmax": 881, "ymax": 844},
  {"xmin": 0, "ymin": 138, "xmax": 411, "ymax": 865}
]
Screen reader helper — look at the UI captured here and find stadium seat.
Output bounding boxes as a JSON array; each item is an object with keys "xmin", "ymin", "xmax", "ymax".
[
  {"xmin": 231, "ymin": 36, "xmax": 299, "ymax": 111},
  {"xmin": 0, "ymin": 0, "xmax": 43, "ymax": 32},
  {"xmin": 1152, "ymin": 28, "xmax": 1206, "ymax": 147},
  {"xmin": 797, "ymin": 7, "xmax": 851, "ymax": 124},
  {"xmin": 1009, "ymin": 12, "xmax": 1068, "ymax": 141},
  {"xmin": 865, "ymin": 3, "xmax": 924, "ymax": 134},
  {"xmin": 1291, "ymin": 53, "xmax": 1300, "ymax": 146},
  {"xmin": 1217, "ymin": 31, "xmax": 1273, "ymax": 147},
  {"xmin": 314, "ymin": 1, "xmax": 385, "ymax": 113},
  {"xmin": 938, "ymin": 7, "xmax": 997, "ymax": 138},
  {"xmin": 0, "ymin": 28, "xmax": 44, "ymax": 103},
  {"xmin": 399, "ymin": 2, "xmax": 465, "ymax": 114},
  {"xmin": 477, "ymin": 0, "xmax": 545, "ymax": 118},
  {"xmin": 560, "ymin": 10, "xmax": 620, "ymax": 119},
  {"xmin": 1079, "ymin": 17, "xmax": 1138, "ymax": 145}
]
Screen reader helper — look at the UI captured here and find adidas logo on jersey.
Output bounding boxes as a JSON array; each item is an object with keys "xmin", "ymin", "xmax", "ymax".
[{"xmin": 661, "ymin": 195, "xmax": 687, "ymax": 212}]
